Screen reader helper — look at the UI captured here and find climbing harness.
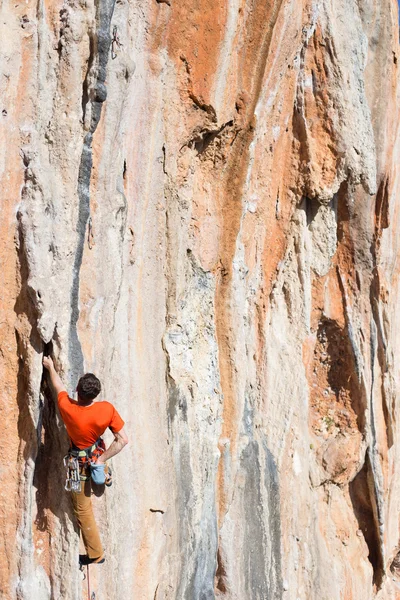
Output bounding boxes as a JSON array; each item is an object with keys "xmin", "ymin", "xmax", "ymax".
[
  {"xmin": 64, "ymin": 439, "xmax": 105, "ymax": 490},
  {"xmin": 111, "ymin": 25, "xmax": 122, "ymax": 59}
]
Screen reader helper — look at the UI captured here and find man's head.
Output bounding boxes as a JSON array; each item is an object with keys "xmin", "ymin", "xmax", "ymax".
[{"xmin": 76, "ymin": 373, "xmax": 101, "ymax": 405}]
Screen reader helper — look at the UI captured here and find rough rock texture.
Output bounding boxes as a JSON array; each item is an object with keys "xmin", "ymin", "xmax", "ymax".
[{"xmin": 1, "ymin": 0, "xmax": 400, "ymax": 598}]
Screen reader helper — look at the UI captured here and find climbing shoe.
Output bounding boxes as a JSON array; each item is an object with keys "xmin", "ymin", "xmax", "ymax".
[{"xmin": 79, "ymin": 554, "xmax": 105, "ymax": 566}]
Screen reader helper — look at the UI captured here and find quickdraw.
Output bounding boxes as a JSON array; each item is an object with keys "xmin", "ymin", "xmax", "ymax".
[
  {"xmin": 111, "ymin": 25, "xmax": 122, "ymax": 59},
  {"xmin": 88, "ymin": 216, "xmax": 94, "ymax": 250},
  {"xmin": 63, "ymin": 454, "xmax": 81, "ymax": 492}
]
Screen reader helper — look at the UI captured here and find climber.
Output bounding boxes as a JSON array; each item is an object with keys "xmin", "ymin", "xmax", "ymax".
[{"xmin": 42, "ymin": 355, "xmax": 128, "ymax": 566}]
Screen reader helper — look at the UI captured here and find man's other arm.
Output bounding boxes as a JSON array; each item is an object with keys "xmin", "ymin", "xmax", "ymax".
[{"xmin": 97, "ymin": 428, "xmax": 128, "ymax": 464}]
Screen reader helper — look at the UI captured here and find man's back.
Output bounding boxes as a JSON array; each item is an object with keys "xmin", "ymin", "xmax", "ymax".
[{"xmin": 58, "ymin": 391, "xmax": 125, "ymax": 449}]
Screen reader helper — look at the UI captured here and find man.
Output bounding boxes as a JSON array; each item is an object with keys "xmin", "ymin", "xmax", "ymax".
[{"xmin": 43, "ymin": 356, "xmax": 128, "ymax": 565}]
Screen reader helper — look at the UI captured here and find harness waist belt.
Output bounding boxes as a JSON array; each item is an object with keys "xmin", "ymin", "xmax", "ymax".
[
  {"xmin": 69, "ymin": 438, "xmax": 103, "ymax": 459},
  {"xmin": 70, "ymin": 442, "xmax": 98, "ymax": 458}
]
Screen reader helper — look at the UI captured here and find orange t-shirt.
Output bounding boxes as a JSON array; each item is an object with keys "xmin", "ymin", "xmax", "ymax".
[{"xmin": 58, "ymin": 391, "xmax": 125, "ymax": 449}]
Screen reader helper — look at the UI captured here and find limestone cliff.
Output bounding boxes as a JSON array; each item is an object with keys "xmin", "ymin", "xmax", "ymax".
[{"xmin": 1, "ymin": 0, "xmax": 400, "ymax": 598}]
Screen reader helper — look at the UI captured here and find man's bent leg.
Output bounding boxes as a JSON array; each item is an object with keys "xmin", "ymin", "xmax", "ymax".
[{"xmin": 71, "ymin": 479, "xmax": 104, "ymax": 559}]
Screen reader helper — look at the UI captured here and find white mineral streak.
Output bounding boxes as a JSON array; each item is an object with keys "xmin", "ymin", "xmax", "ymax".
[{"xmin": 0, "ymin": 0, "xmax": 400, "ymax": 598}]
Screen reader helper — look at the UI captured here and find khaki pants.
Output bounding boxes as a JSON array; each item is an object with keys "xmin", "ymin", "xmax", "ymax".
[{"xmin": 71, "ymin": 479, "xmax": 103, "ymax": 559}]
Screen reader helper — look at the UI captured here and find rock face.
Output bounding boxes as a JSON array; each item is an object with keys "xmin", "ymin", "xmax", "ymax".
[{"xmin": 1, "ymin": 0, "xmax": 400, "ymax": 598}]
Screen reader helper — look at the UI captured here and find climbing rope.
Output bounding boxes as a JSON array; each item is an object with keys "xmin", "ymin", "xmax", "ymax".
[{"xmin": 87, "ymin": 565, "xmax": 96, "ymax": 599}]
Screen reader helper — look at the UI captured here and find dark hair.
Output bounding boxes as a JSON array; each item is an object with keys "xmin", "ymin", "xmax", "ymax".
[{"xmin": 77, "ymin": 373, "xmax": 101, "ymax": 404}]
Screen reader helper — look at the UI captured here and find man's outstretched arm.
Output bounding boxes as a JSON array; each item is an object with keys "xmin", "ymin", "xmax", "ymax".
[
  {"xmin": 97, "ymin": 428, "xmax": 128, "ymax": 464},
  {"xmin": 43, "ymin": 356, "xmax": 66, "ymax": 396}
]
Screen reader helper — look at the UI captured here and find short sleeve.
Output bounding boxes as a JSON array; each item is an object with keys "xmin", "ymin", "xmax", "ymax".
[
  {"xmin": 58, "ymin": 391, "xmax": 69, "ymax": 411},
  {"xmin": 109, "ymin": 406, "xmax": 125, "ymax": 433}
]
